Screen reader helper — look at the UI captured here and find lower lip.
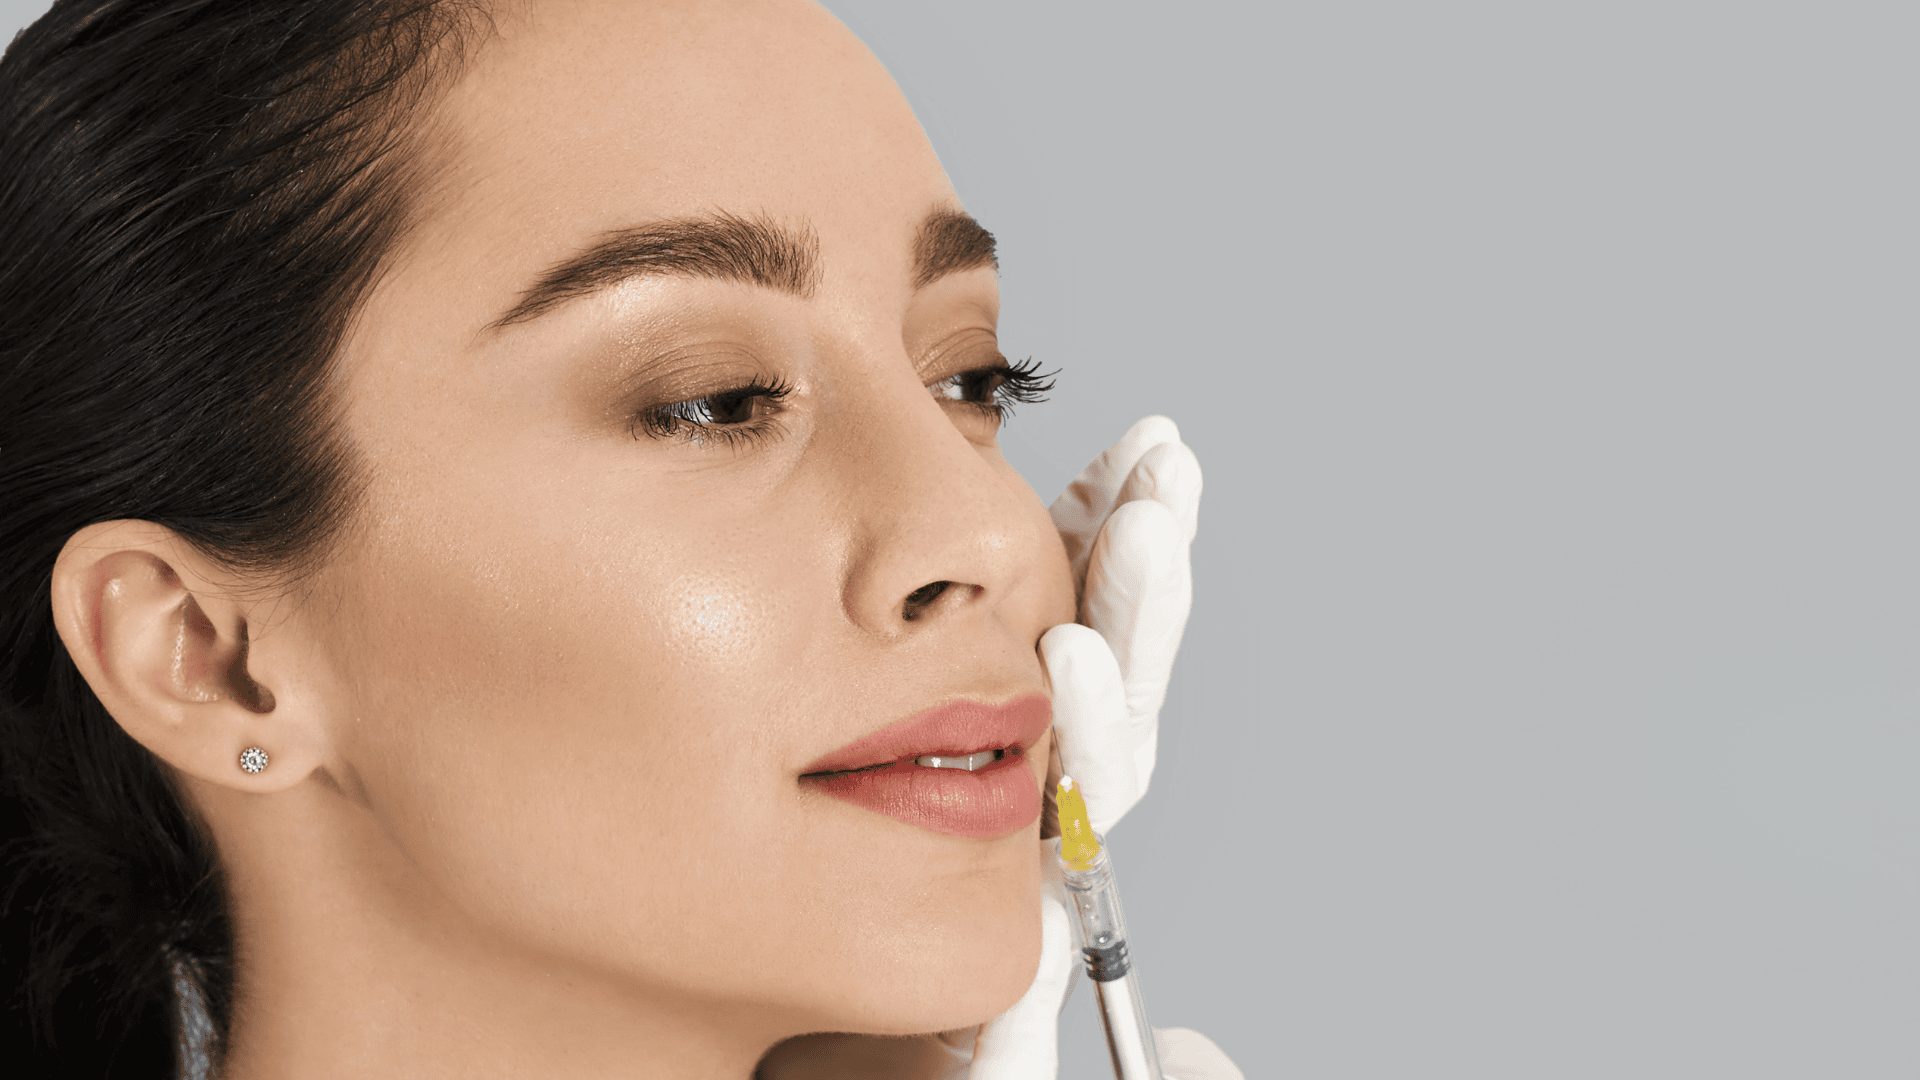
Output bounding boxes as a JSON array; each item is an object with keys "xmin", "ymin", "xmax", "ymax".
[{"xmin": 804, "ymin": 747, "xmax": 1042, "ymax": 840}]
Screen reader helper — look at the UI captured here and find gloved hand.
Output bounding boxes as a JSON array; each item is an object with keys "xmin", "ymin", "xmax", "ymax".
[
  {"xmin": 965, "ymin": 417, "xmax": 1241, "ymax": 1080},
  {"xmin": 1044, "ymin": 414, "xmax": 1200, "ymax": 833}
]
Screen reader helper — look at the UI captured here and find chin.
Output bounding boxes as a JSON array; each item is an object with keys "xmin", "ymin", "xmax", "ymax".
[
  {"xmin": 766, "ymin": 863, "xmax": 1046, "ymax": 1037},
  {"xmin": 845, "ymin": 918, "xmax": 1044, "ymax": 1036}
]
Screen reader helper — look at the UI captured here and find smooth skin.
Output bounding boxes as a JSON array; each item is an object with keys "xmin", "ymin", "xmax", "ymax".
[{"xmin": 49, "ymin": 1, "xmax": 1077, "ymax": 1076}]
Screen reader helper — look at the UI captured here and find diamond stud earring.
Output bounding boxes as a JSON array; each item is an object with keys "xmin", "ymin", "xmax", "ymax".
[{"xmin": 238, "ymin": 747, "xmax": 269, "ymax": 774}]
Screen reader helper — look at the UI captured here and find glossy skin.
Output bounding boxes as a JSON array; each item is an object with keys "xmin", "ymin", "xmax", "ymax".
[{"xmin": 48, "ymin": 1, "xmax": 1076, "ymax": 1076}]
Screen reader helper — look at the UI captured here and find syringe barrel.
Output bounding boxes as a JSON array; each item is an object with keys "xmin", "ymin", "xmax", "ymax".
[
  {"xmin": 1060, "ymin": 840, "xmax": 1163, "ymax": 1080},
  {"xmin": 1062, "ymin": 851, "xmax": 1127, "ymax": 972}
]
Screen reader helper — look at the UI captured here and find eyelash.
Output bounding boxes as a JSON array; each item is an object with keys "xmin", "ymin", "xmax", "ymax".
[
  {"xmin": 631, "ymin": 375, "xmax": 794, "ymax": 447},
  {"xmin": 928, "ymin": 356, "xmax": 1057, "ymax": 421},
  {"xmin": 631, "ymin": 357, "xmax": 1057, "ymax": 448}
]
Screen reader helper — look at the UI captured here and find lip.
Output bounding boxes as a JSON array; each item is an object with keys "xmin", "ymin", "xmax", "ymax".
[{"xmin": 801, "ymin": 694, "xmax": 1051, "ymax": 839}]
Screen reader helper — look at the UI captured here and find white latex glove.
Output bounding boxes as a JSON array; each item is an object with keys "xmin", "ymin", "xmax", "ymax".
[
  {"xmin": 967, "ymin": 417, "xmax": 1239, "ymax": 1080},
  {"xmin": 1047, "ymin": 415, "xmax": 1200, "ymax": 833}
]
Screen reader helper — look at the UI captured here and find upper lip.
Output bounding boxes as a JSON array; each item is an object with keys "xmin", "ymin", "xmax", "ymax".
[{"xmin": 800, "ymin": 694, "xmax": 1052, "ymax": 775}]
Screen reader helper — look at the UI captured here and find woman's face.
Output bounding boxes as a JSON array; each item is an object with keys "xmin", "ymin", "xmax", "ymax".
[{"xmin": 293, "ymin": 0, "xmax": 1074, "ymax": 1036}]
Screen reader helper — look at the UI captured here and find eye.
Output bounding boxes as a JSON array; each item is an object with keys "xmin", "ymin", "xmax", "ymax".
[
  {"xmin": 632, "ymin": 376, "xmax": 793, "ymax": 446},
  {"xmin": 927, "ymin": 355, "xmax": 1056, "ymax": 423}
]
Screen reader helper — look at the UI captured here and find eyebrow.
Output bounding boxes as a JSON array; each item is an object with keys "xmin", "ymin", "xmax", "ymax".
[
  {"xmin": 912, "ymin": 208, "xmax": 998, "ymax": 289},
  {"xmin": 488, "ymin": 208, "xmax": 997, "ymax": 330},
  {"xmin": 489, "ymin": 212, "xmax": 818, "ymax": 329}
]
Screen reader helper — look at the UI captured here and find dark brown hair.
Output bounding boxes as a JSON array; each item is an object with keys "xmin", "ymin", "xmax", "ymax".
[{"xmin": 0, "ymin": 1, "xmax": 485, "ymax": 1072}]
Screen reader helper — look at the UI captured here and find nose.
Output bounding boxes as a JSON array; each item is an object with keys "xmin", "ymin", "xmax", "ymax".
[{"xmin": 833, "ymin": 369, "xmax": 1056, "ymax": 639}]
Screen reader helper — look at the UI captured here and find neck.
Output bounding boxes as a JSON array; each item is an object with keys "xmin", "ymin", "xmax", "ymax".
[{"xmin": 189, "ymin": 776, "xmax": 797, "ymax": 1080}]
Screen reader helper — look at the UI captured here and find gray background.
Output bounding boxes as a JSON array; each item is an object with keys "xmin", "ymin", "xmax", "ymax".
[{"xmin": 9, "ymin": 1, "xmax": 1917, "ymax": 1077}]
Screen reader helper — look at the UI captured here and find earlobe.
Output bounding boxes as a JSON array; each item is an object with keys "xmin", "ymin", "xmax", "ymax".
[{"xmin": 50, "ymin": 520, "xmax": 318, "ymax": 792}]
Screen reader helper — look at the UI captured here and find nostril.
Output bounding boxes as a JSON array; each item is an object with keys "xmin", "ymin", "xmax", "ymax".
[{"xmin": 901, "ymin": 580, "xmax": 951, "ymax": 622}]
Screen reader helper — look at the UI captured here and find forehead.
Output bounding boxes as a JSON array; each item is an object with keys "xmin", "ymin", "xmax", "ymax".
[{"xmin": 388, "ymin": 0, "xmax": 953, "ymax": 333}]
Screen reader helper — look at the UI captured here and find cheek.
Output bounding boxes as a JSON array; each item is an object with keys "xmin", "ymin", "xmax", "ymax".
[
  {"xmin": 313, "ymin": 496, "xmax": 821, "ymax": 958},
  {"xmin": 669, "ymin": 575, "xmax": 753, "ymax": 653},
  {"xmin": 1003, "ymin": 459, "xmax": 1078, "ymax": 630}
]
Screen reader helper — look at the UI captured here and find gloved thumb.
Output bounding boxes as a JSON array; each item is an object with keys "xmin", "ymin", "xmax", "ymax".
[{"xmin": 1039, "ymin": 623, "xmax": 1137, "ymax": 834}]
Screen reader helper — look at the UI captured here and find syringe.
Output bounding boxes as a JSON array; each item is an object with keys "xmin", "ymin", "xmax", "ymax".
[{"xmin": 1056, "ymin": 776, "xmax": 1162, "ymax": 1080}]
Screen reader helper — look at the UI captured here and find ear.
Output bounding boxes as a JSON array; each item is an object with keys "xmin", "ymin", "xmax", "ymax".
[{"xmin": 50, "ymin": 520, "xmax": 326, "ymax": 793}]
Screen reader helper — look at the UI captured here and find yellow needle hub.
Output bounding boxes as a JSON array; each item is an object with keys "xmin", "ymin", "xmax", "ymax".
[{"xmin": 1057, "ymin": 776, "xmax": 1102, "ymax": 870}]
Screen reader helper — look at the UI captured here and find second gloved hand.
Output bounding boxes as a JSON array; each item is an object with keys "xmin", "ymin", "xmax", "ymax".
[
  {"xmin": 1045, "ymin": 414, "xmax": 1200, "ymax": 832},
  {"xmin": 968, "ymin": 416, "xmax": 1240, "ymax": 1080}
]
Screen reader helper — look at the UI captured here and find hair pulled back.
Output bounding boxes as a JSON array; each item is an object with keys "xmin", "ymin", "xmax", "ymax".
[{"xmin": 0, "ymin": 0, "xmax": 484, "ymax": 1070}]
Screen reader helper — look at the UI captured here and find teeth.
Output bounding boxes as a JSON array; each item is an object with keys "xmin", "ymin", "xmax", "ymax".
[{"xmin": 913, "ymin": 748, "xmax": 1006, "ymax": 771}]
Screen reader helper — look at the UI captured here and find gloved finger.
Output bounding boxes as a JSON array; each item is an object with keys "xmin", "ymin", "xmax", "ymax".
[
  {"xmin": 1081, "ymin": 497, "xmax": 1190, "ymax": 720},
  {"xmin": 966, "ymin": 890, "xmax": 1074, "ymax": 1080},
  {"xmin": 1050, "ymin": 416, "xmax": 1184, "ymax": 590},
  {"xmin": 1040, "ymin": 623, "xmax": 1139, "ymax": 834},
  {"xmin": 1154, "ymin": 1027, "xmax": 1246, "ymax": 1080},
  {"xmin": 1113, "ymin": 438, "xmax": 1203, "ymax": 547}
]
